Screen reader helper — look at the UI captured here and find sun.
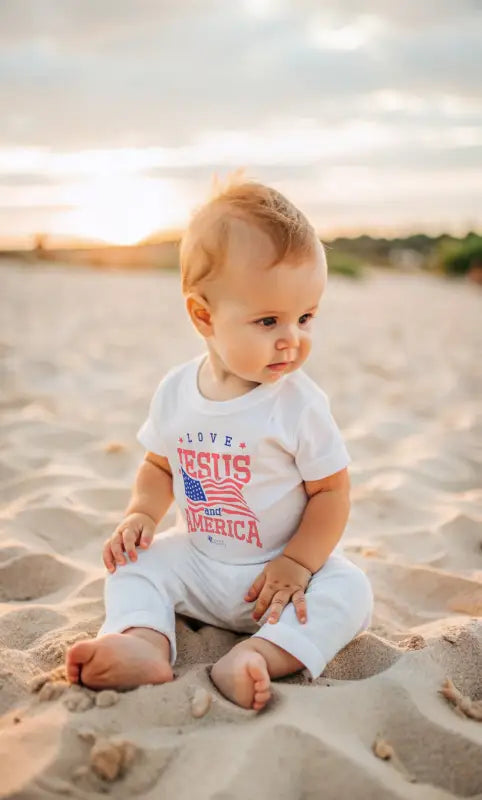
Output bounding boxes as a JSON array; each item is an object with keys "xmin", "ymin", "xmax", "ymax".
[{"xmin": 56, "ymin": 176, "xmax": 186, "ymax": 245}]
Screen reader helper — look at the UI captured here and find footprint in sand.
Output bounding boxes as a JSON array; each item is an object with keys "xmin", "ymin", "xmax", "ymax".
[{"xmin": 0, "ymin": 552, "xmax": 83, "ymax": 601}]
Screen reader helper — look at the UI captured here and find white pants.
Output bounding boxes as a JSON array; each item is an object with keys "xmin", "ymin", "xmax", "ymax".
[{"xmin": 99, "ymin": 529, "xmax": 374, "ymax": 679}]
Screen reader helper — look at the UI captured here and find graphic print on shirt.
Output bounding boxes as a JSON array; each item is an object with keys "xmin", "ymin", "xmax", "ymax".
[{"xmin": 177, "ymin": 431, "xmax": 263, "ymax": 549}]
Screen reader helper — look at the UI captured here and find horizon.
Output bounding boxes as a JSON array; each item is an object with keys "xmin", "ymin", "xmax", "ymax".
[{"xmin": 1, "ymin": 223, "xmax": 478, "ymax": 254}]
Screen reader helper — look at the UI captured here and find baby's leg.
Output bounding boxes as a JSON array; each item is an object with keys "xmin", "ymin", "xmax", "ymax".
[
  {"xmin": 211, "ymin": 554, "xmax": 373, "ymax": 710},
  {"xmin": 66, "ymin": 532, "xmax": 188, "ymax": 690}
]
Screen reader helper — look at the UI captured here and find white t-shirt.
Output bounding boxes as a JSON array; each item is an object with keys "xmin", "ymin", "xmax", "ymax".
[{"xmin": 137, "ymin": 353, "xmax": 351, "ymax": 565}]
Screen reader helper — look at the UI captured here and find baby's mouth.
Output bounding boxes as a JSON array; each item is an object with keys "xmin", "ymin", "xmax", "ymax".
[{"xmin": 267, "ymin": 361, "xmax": 291, "ymax": 370}]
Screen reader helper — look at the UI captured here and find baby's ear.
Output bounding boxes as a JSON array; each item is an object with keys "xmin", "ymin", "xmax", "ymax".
[{"xmin": 185, "ymin": 292, "xmax": 213, "ymax": 336}]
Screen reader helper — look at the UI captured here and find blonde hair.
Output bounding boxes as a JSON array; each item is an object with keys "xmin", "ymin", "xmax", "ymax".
[{"xmin": 180, "ymin": 173, "xmax": 319, "ymax": 296}]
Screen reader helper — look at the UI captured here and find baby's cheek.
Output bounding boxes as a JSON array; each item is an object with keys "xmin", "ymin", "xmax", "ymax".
[
  {"xmin": 238, "ymin": 332, "xmax": 268, "ymax": 365},
  {"xmin": 298, "ymin": 337, "xmax": 312, "ymax": 363}
]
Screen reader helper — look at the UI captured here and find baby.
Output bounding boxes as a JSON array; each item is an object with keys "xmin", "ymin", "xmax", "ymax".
[{"xmin": 66, "ymin": 179, "xmax": 373, "ymax": 710}]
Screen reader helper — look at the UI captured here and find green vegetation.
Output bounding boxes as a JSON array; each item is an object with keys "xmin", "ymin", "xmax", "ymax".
[
  {"xmin": 323, "ymin": 231, "xmax": 481, "ymax": 279},
  {"xmin": 434, "ymin": 233, "xmax": 482, "ymax": 277},
  {"xmin": 324, "ymin": 247, "xmax": 364, "ymax": 279}
]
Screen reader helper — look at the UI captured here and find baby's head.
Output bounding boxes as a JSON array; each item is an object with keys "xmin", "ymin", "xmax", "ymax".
[{"xmin": 180, "ymin": 177, "xmax": 327, "ymax": 385}]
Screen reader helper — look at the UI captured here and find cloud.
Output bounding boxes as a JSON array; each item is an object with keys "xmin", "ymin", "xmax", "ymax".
[
  {"xmin": 0, "ymin": 172, "xmax": 56, "ymax": 186},
  {"xmin": 0, "ymin": 1, "xmax": 480, "ymax": 237},
  {"xmin": 0, "ymin": 0, "xmax": 480, "ymax": 150}
]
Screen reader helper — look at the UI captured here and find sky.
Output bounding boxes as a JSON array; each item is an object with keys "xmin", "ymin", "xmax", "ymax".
[{"xmin": 0, "ymin": 0, "xmax": 481, "ymax": 246}]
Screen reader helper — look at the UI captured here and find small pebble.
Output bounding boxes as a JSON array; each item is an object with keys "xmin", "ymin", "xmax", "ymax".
[
  {"xmin": 90, "ymin": 738, "xmax": 137, "ymax": 782},
  {"xmin": 95, "ymin": 690, "xmax": 119, "ymax": 708},
  {"xmin": 63, "ymin": 692, "xmax": 95, "ymax": 712},
  {"xmin": 191, "ymin": 688, "xmax": 212, "ymax": 718},
  {"xmin": 38, "ymin": 682, "xmax": 68, "ymax": 702},
  {"xmin": 373, "ymin": 737, "xmax": 394, "ymax": 760},
  {"xmin": 104, "ymin": 441, "xmax": 126, "ymax": 453}
]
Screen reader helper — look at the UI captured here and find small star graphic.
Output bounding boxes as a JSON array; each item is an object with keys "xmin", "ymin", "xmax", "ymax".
[
  {"xmin": 239, "ymin": 442, "xmax": 247, "ymax": 449},
  {"xmin": 178, "ymin": 437, "xmax": 183, "ymax": 443}
]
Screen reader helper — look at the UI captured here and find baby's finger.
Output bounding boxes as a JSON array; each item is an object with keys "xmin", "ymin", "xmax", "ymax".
[
  {"xmin": 252, "ymin": 586, "xmax": 275, "ymax": 621},
  {"xmin": 244, "ymin": 571, "xmax": 265, "ymax": 603},
  {"xmin": 139, "ymin": 524, "xmax": 155, "ymax": 549},
  {"xmin": 110, "ymin": 532, "xmax": 127, "ymax": 566},
  {"xmin": 121, "ymin": 527, "xmax": 138, "ymax": 561},
  {"xmin": 292, "ymin": 589, "xmax": 307, "ymax": 624},
  {"xmin": 268, "ymin": 590, "xmax": 291, "ymax": 624},
  {"xmin": 102, "ymin": 541, "xmax": 116, "ymax": 573}
]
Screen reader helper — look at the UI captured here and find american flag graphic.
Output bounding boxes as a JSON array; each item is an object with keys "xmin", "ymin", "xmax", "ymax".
[{"xmin": 181, "ymin": 467, "xmax": 258, "ymax": 521}]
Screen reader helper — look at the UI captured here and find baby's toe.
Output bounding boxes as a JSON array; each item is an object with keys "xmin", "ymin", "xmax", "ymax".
[
  {"xmin": 66, "ymin": 661, "xmax": 80, "ymax": 684},
  {"xmin": 66, "ymin": 639, "xmax": 96, "ymax": 683},
  {"xmin": 253, "ymin": 675, "xmax": 270, "ymax": 692},
  {"xmin": 253, "ymin": 688, "xmax": 271, "ymax": 710},
  {"xmin": 246, "ymin": 654, "xmax": 271, "ymax": 709},
  {"xmin": 246, "ymin": 654, "xmax": 269, "ymax": 684}
]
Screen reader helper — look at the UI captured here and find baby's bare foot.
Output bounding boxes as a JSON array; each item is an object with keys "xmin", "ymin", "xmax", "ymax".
[
  {"xmin": 66, "ymin": 631, "xmax": 173, "ymax": 691},
  {"xmin": 211, "ymin": 647, "xmax": 271, "ymax": 710}
]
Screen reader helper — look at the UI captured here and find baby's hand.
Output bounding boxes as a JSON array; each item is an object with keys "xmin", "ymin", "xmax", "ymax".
[
  {"xmin": 244, "ymin": 554, "xmax": 311, "ymax": 625},
  {"xmin": 102, "ymin": 512, "xmax": 156, "ymax": 573}
]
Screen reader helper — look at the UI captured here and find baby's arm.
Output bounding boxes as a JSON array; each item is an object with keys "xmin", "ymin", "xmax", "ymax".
[
  {"xmin": 102, "ymin": 451, "xmax": 174, "ymax": 573},
  {"xmin": 283, "ymin": 466, "xmax": 351, "ymax": 572},
  {"xmin": 127, "ymin": 452, "xmax": 173, "ymax": 523},
  {"xmin": 245, "ymin": 467, "xmax": 350, "ymax": 624}
]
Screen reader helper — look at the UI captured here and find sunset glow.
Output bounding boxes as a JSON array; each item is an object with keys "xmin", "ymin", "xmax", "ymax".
[{"xmin": 52, "ymin": 177, "xmax": 187, "ymax": 245}]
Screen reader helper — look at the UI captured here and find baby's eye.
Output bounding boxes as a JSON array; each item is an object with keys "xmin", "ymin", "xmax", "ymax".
[{"xmin": 255, "ymin": 313, "xmax": 315, "ymax": 328}]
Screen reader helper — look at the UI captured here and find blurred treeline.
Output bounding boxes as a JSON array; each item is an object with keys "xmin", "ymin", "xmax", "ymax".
[
  {"xmin": 325, "ymin": 231, "xmax": 482, "ymax": 281},
  {"xmin": 3, "ymin": 231, "xmax": 481, "ymax": 283}
]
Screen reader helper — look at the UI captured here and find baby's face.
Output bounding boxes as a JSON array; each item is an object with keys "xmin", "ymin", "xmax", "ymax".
[{"xmin": 204, "ymin": 229, "xmax": 326, "ymax": 385}]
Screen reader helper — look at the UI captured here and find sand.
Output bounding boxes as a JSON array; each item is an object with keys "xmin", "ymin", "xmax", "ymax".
[{"xmin": 0, "ymin": 259, "xmax": 481, "ymax": 799}]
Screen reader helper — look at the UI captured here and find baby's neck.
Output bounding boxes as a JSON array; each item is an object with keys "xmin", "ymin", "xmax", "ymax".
[{"xmin": 197, "ymin": 354, "xmax": 259, "ymax": 402}]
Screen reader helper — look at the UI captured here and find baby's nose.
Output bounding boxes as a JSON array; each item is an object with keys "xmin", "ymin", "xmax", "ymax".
[{"xmin": 276, "ymin": 324, "xmax": 300, "ymax": 349}]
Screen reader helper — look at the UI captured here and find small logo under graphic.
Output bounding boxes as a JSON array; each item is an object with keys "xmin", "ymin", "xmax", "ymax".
[{"xmin": 207, "ymin": 535, "xmax": 226, "ymax": 547}]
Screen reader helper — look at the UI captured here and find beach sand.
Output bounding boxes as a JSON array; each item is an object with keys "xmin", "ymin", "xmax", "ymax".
[{"xmin": 0, "ymin": 259, "xmax": 481, "ymax": 798}]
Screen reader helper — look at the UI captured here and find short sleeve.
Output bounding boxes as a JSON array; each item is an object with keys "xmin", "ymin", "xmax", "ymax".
[
  {"xmin": 295, "ymin": 394, "xmax": 351, "ymax": 481},
  {"xmin": 136, "ymin": 378, "xmax": 169, "ymax": 456}
]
